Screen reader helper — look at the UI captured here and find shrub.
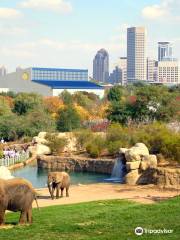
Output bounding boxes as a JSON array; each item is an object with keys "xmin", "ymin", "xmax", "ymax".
[
  {"xmin": 107, "ymin": 141, "xmax": 122, "ymax": 155},
  {"xmin": 86, "ymin": 135, "xmax": 106, "ymax": 158},
  {"xmin": 45, "ymin": 133, "xmax": 68, "ymax": 155},
  {"xmin": 74, "ymin": 129, "xmax": 93, "ymax": 151}
]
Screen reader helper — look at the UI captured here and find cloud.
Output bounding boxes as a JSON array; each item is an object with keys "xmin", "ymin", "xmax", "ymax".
[
  {"xmin": 19, "ymin": 0, "xmax": 72, "ymax": 13},
  {"xmin": 0, "ymin": 26, "xmax": 27, "ymax": 35},
  {"xmin": 142, "ymin": 0, "xmax": 180, "ymax": 20},
  {"xmin": 0, "ymin": 8, "xmax": 22, "ymax": 19},
  {"xmin": 142, "ymin": 5, "xmax": 167, "ymax": 19}
]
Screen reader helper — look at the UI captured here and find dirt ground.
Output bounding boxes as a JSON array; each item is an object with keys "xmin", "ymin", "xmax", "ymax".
[{"xmin": 33, "ymin": 183, "xmax": 180, "ymax": 208}]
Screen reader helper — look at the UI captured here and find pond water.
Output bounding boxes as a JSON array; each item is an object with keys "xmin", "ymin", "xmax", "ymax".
[{"xmin": 11, "ymin": 165, "xmax": 110, "ymax": 188}]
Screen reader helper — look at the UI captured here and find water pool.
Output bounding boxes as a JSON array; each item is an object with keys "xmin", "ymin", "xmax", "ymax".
[{"xmin": 11, "ymin": 165, "xmax": 110, "ymax": 188}]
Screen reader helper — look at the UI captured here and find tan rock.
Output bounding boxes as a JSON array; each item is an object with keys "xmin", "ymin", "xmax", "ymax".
[
  {"xmin": 140, "ymin": 155, "xmax": 157, "ymax": 171},
  {"xmin": 126, "ymin": 161, "xmax": 141, "ymax": 171},
  {"xmin": 38, "ymin": 132, "xmax": 47, "ymax": 139},
  {"xmin": 125, "ymin": 169, "xmax": 140, "ymax": 185},
  {"xmin": 119, "ymin": 148, "xmax": 128, "ymax": 154},
  {"xmin": 36, "ymin": 144, "xmax": 51, "ymax": 155},
  {"xmin": 125, "ymin": 143, "xmax": 149, "ymax": 162}
]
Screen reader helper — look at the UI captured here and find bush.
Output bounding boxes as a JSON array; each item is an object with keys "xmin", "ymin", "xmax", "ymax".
[
  {"xmin": 107, "ymin": 141, "xmax": 122, "ymax": 155},
  {"xmin": 45, "ymin": 133, "xmax": 68, "ymax": 155},
  {"xmin": 74, "ymin": 129, "xmax": 93, "ymax": 151},
  {"xmin": 86, "ymin": 135, "xmax": 106, "ymax": 158}
]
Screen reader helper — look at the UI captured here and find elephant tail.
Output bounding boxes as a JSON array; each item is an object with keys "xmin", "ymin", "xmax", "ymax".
[{"xmin": 34, "ymin": 195, "xmax": 40, "ymax": 210}]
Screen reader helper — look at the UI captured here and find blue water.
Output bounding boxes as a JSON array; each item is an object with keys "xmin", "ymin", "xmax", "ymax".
[{"xmin": 11, "ymin": 165, "xmax": 110, "ymax": 188}]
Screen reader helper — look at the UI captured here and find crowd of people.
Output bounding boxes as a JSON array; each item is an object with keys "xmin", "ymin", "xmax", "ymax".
[{"xmin": 0, "ymin": 138, "xmax": 29, "ymax": 159}]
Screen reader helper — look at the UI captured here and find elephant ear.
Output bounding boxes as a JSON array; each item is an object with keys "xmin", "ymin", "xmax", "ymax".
[{"xmin": 55, "ymin": 173, "xmax": 63, "ymax": 184}]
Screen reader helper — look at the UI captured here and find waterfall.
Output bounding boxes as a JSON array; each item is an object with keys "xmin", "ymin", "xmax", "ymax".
[
  {"xmin": 104, "ymin": 158, "xmax": 126, "ymax": 183},
  {"xmin": 111, "ymin": 158, "xmax": 125, "ymax": 179}
]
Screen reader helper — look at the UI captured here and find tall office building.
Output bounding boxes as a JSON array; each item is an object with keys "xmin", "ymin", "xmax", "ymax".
[
  {"xmin": 127, "ymin": 27, "xmax": 147, "ymax": 82},
  {"xmin": 93, "ymin": 49, "xmax": 109, "ymax": 83},
  {"xmin": 109, "ymin": 57, "xmax": 127, "ymax": 85},
  {"xmin": 158, "ymin": 42, "xmax": 173, "ymax": 61},
  {"xmin": 147, "ymin": 58, "xmax": 157, "ymax": 82},
  {"xmin": 0, "ymin": 66, "xmax": 7, "ymax": 77}
]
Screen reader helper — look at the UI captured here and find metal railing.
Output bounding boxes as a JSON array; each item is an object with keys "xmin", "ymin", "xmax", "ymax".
[{"xmin": 0, "ymin": 152, "xmax": 30, "ymax": 167}]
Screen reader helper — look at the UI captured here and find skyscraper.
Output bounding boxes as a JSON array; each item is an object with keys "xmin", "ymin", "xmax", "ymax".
[
  {"xmin": 93, "ymin": 49, "xmax": 109, "ymax": 83},
  {"xmin": 0, "ymin": 66, "xmax": 7, "ymax": 77},
  {"xmin": 158, "ymin": 42, "xmax": 173, "ymax": 61},
  {"xmin": 127, "ymin": 27, "xmax": 147, "ymax": 82}
]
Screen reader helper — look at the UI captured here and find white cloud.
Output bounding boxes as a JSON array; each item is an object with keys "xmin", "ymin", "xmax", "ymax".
[
  {"xmin": 142, "ymin": 5, "xmax": 167, "ymax": 19},
  {"xmin": 19, "ymin": 0, "xmax": 72, "ymax": 13},
  {"xmin": 0, "ymin": 26, "xmax": 27, "ymax": 35},
  {"xmin": 0, "ymin": 8, "xmax": 22, "ymax": 19},
  {"xmin": 142, "ymin": 0, "xmax": 180, "ymax": 20}
]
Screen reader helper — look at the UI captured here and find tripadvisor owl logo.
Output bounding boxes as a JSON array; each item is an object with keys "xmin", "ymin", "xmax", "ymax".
[
  {"xmin": 22, "ymin": 72, "xmax": 29, "ymax": 80},
  {"xmin": 135, "ymin": 227, "xmax": 144, "ymax": 236}
]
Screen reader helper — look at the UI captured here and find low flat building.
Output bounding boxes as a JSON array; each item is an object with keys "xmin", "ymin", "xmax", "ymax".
[{"xmin": 0, "ymin": 67, "xmax": 104, "ymax": 97}]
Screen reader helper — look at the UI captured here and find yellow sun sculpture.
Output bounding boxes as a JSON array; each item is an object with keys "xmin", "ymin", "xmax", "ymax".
[{"xmin": 22, "ymin": 72, "xmax": 29, "ymax": 80}]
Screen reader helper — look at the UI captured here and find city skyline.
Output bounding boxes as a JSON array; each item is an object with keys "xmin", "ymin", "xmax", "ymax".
[{"xmin": 0, "ymin": 0, "xmax": 180, "ymax": 75}]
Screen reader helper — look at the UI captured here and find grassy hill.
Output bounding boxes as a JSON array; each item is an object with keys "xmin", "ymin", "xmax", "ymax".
[{"xmin": 0, "ymin": 197, "xmax": 180, "ymax": 240}]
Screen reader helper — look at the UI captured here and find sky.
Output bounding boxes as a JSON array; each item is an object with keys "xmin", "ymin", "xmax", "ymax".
[{"xmin": 0, "ymin": 0, "xmax": 180, "ymax": 76}]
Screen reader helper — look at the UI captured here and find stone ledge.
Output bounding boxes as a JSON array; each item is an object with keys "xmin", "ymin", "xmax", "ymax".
[{"xmin": 37, "ymin": 155, "xmax": 115, "ymax": 174}]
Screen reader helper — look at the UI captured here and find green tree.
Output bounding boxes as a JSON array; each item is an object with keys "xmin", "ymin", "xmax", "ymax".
[
  {"xmin": 59, "ymin": 90, "xmax": 73, "ymax": 105},
  {"xmin": 13, "ymin": 93, "xmax": 43, "ymax": 115},
  {"xmin": 107, "ymin": 86, "xmax": 123, "ymax": 102},
  {"xmin": 57, "ymin": 107, "xmax": 81, "ymax": 132}
]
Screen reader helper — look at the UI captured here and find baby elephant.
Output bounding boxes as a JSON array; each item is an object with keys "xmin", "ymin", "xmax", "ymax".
[
  {"xmin": 0, "ymin": 178, "xmax": 38, "ymax": 225},
  {"xmin": 47, "ymin": 172, "xmax": 70, "ymax": 200}
]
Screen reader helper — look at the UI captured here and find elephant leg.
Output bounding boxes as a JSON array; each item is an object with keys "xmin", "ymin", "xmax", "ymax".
[
  {"xmin": 51, "ymin": 187, "xmax": 55, "ymax": 200},
  {"xmin": 27, "ymin": 207, "xmax": 33, "ymax": 224},
  {"xmin": 19, "ymin": 211, "xmax": 27, "ymax": 224},
  {"xmin": 60, "ymin": 188, "xmax": 64, "ymax": 197},
  {"xmin": 66, "ymin": 187, "xmax": 69, "ymax": 197},
  {"xmin": 56, "ymin": 185, "xmax": 60, "ymax": 199},
  {"xmin": 0, "ymin": 210, "xmax": 5, "ymax": 225}
]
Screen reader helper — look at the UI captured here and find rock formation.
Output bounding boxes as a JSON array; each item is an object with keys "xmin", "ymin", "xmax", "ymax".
[
  {"xmin": 120, "ymin": 143, "xmax": 158, "ymax": 185},
  {"xmin": 0, "ymin": 166, "xmax": 14, "ymax": 179}
]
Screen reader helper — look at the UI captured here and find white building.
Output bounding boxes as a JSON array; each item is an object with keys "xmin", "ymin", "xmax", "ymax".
[
  {"xmin": 127, "ymin": 27, "xmax": 147, "ymax": 83},
  {"xmin": 0, "ymin": 67, "xmax": 104, "ymax": 98},
  {"xmin": 157, "ymin": 61, "xmax": 180, "ymax": 84}
]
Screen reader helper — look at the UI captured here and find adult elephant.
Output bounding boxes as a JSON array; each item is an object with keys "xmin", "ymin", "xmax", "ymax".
[
  {"xmin": 0, "ymin": 178, "xmax": 38, "ymax": 225},
  {"xmin": 47, "ymin": 172, "xmax": 70, "ymax": 200}
]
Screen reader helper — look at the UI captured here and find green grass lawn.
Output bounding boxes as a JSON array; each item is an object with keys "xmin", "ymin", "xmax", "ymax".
[{"xmin": 0, "ymin": 197, "xmax": 180, "ymax": 240}]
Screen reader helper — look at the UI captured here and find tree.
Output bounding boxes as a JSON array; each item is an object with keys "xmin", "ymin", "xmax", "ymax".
[
  {"xmin": 13, "ymin": 93, "xmax": 43, "ymax": 115},
  {"xmin": 59, "ymin": 90, "xmax": 73, "ymax": 106},
  {"xmin": 107, "ymin": 86, "xmax": 123, "ymax": 102},
  {"xmin": 57, "ymin": 107, "xmax": 81, "ymax": 132}
]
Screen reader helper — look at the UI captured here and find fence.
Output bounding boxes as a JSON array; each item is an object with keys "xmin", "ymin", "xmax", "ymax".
[{"xmin": 0, "ymin": 151, "xmax": 30, "ymax": 167}]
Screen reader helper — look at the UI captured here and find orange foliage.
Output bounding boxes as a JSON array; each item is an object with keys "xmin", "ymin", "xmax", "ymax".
[
  {"xmin": 43, "ymin": 97, "xmax": 64, "ymax": 116},
  {"xmin": 74, "ymin": 104, "xmax": 91, "ymax": 121},
  {"xmin": 0, "ymin": 96, "xmax": 14, "ymax": 108}
]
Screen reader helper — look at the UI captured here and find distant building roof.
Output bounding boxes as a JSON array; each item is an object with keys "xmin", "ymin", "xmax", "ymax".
[
  {"xmin": 32, "ymin": 80, "xmax": 104, "ymax": 89},
  {"xmin": 32, "ymin": 67, "xmax": 88, "ymax": 72}
]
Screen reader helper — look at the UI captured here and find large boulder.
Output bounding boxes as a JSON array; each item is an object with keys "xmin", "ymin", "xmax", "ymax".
[
  {"xmin": 140, "ymin": 155, "xmax": 157, "ymax": 171},
  {"xmin": 0, "ymin": 166, "xmax": 14, "ymax": 179},
  {"xmin": 125, "ymin": 169, "xmax": 140, "ymax": 185},
  {"xmin": 33, "ymin": 136, "xmax": 48, "ymax": 144},
  {"xmin": 36, "ymin": 144, "xmax": 51, "ymax": 155},
  {"xmin": 126, "ymin": 161, "xmax": 141, "ymax": 171},
  {"xmin": 125, "ymin": 143, "xmax": 149, "ymax": 162},
  {"xmin": 38, "ymin": 132, "xmax": 47, "ymax": 139}
]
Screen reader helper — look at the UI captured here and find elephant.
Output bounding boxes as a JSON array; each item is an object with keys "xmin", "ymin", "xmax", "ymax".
[
  {"xmin": 0, "ymin": 178, "xmax": 38, "ymax": 225},
  {"xmin": 47, "ymin": 172, "xmax": 70, "ymax": 200}
]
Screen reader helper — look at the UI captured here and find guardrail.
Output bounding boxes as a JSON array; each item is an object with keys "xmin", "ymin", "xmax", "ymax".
[{"xmin": 0, "ymin": 152, "xmax": 30, "ymax": 167}]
